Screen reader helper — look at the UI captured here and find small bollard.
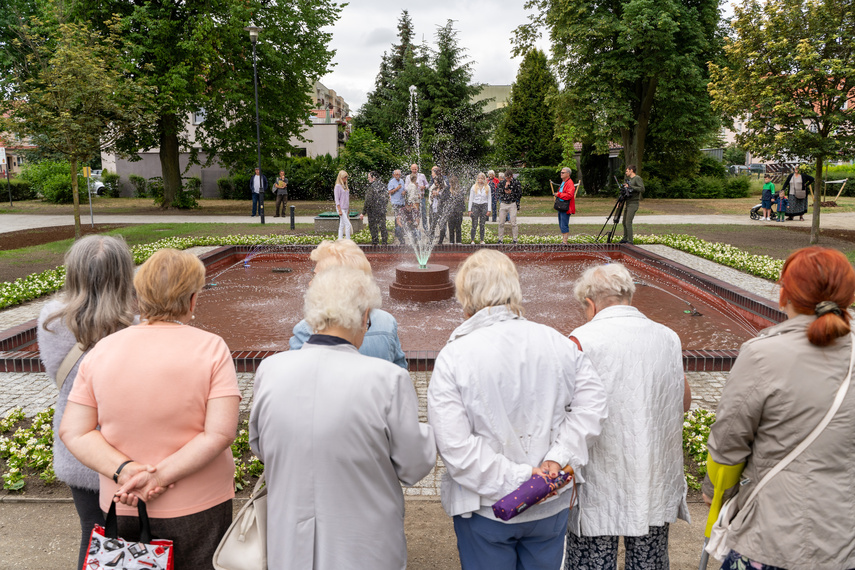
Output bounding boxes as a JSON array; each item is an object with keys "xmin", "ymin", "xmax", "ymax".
[{"xmin": 290, "ymin": 205, "xmax": 295, "ymax": 230}]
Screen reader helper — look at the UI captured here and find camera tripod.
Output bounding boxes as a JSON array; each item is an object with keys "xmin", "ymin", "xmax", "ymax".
[{"xmin": 595, "ymin": 176, "xmax": 631, "ymax": 243}]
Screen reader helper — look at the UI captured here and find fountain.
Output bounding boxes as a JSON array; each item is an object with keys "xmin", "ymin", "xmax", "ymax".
[{"xmin": 391, "ymin": 85, "xmax": 455, "ymax": 302}]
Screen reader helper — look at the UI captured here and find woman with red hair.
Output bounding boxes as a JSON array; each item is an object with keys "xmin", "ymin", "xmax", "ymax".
[{"xmin": 702, "ymin": 246, "xmax": 855, "ymax": 570}]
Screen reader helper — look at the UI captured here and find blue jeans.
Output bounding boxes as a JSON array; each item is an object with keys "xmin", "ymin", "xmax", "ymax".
[
  {"xmin": 251, "ymin": 192, "xmax": 262, "ymax": 216},
  {"xmin": 453, "ymin": 510, "xmax": 569, "ymax": 570},
  {"xmin": 557, "ymin": 210, "xmax": 571, "ymax": 234}
]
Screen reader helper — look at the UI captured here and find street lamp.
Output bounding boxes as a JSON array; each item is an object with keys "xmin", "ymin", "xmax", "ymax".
[{"xmin": 245, "ymin": 25, "xmax": 264, "ymax": 224}]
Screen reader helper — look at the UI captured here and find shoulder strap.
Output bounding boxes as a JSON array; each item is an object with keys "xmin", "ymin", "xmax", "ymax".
[
  {"xmin": 55, "ymin": 343, "xmax": 86, "ymax": 390},
  {"xmin": 742, "ymin": 333, "xmax": 855, "ymax": 507}
]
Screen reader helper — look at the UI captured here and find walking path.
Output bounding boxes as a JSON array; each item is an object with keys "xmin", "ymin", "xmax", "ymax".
[{"xmin": 3, "ymin": 211, "xmax": 855, "ymax": 232}]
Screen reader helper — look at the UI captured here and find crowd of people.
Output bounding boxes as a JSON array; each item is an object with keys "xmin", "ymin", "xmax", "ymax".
[{"xmin": 41, "ymin": 231, "xmax": 855, "ymax": 570}]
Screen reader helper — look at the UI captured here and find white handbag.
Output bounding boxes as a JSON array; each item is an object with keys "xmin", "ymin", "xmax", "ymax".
[
  {"xmin": 706, "ymin": 333, "xmax": 855, "ymax": 560},
  {"xmin": 213, "ymin": 474, "xmax": 268, "ymax": 570}
]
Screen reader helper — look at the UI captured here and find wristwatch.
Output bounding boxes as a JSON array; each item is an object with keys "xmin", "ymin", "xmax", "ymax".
[{"xmin": 113, "ymin": 460, "xmax": 133, "ymax": 483}]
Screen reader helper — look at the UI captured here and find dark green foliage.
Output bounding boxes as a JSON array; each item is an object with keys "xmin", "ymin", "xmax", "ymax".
[
  {"xmin": 72, "ymin": 0, "xmax": 342, "ymax": 207},
  {"xmin": 579, "ymin": 144, "xmax": 611, "ymax": 195},
  {"xmin": 517, "ymin": 167, "xmax": 561, "ymax": 196},
  {"xmin": 723, "ymin": 144, "xmax": 746, "ymax": 166},
  {"xmin": 518, "ymin": 0, "xmax": 722, "ymax": 174},
  {"xmin": 217, "ymin": 177, "xmax": 236, "ymax": 199},
  {"xmin": 640, "ymin": 175, "xmax": 750, "ymax": 199},
  {"xmin": 3, "ymin": 178, "xmax": 36, "ymax": 200},
  {"xmin": 20, "ymin": 160, "xmax": 85, "ymax": 204},
  {"xmin": 355, "ymin": 17, "xmax": 492, "ymax": 168},
  {"xmin": 129, "ymin": 174, "xmax": 147, "ymax": 198},
  {"xmin": 338, "ymin": 128, "xmax": 403, "ymax": 189},
  {"xmin": 147, "ymin": 177, "xmax": 163, "ymax": 203},
  {"xmin": 494, "ymin": 50, "xmax": 561, "ymax": 167},
  {"xmin": 101, "ymin": 170, "xmax": 121, "ymax": 197},
  {"xmin": 698, "ymin": 156, "xmax": 727, "ymax": 178},
  {"xmin": 219, "ymin": 155, "xmax": 342, "ymax": 201}
]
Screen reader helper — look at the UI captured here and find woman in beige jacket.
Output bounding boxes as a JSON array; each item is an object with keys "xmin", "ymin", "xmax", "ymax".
[{"xmin": 703, "ymin": 246, "xmax": 855, "ymax": 570}]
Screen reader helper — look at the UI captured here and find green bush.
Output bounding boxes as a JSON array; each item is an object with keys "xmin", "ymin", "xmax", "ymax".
[
  {"xmin": 724, "ymin": 176, "xmax": 751, "ymax": 198},
  {"xmin": 172, "ymin": 177, "xmax": 201, "ymax": 209},
  {"xmin": 667, "ymin": 178, "xmax": 693, "ymax": 199},
  {"xmin": 517, "ymin": 167, "xmax": 561, "ymax": 196},
  {"xmin": 147, "ymin": 177, "xmax": 164, "ymax": 203},
  {"xmin": 698, "ymin": 155, "xmax": 727, "ymax": 178},
  {"xmin": 129, "ymin": 174, "xmax": 147, "ymax": 198},
  {"xmin": 20, "ymin": 160, "xmax": 86, "ymax": 204},
  {"xmin": 3, "ymin": 179, "xmax": 37, "ymax": 200},
  {"xmin": 641, "ymin": 177, "xmax": 666, "ymax": 199},
  {"xmin": 101, "ymin": 170, "xmax": 121, "ymax": 198},
  {"xmin": 217, "ymin": 177, "xmax": 236, "ymax": 199}
]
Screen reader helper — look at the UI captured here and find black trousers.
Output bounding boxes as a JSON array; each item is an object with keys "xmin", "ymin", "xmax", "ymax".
[{"xmin": 367, "ymin": 212, "xmax": 388, "ymax": 244}]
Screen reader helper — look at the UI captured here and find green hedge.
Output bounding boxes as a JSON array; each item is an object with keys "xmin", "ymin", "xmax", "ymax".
[
  {"xmin": 101, "ymin": 171, "xmax": 121, "ymax": 198},
  {"xmin": 2, "ymin": 179, "xmax": 37, "ymax": 201},
  {"xmin": 129, "ymin": 174, "xmax": 147, "ymax": 198},
  {"xmin": 218, "ymin": 155, "xmax": 343, "ymax": 201},
  {"xmin": 20, "ymin": 160, "xmax": 87, "ymax": 204},
  {"xmin": 517, "ymin": 167, "xmax": 561, "ymax": 196},
  {"xmin": 628, "ymin": 175, "xmax": 750, "ymax": 199}
]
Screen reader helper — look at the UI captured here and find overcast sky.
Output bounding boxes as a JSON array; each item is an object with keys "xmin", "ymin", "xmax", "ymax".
[{"xmin": 318, "ymin": 0, "xmax": 551, "ymax": 114}]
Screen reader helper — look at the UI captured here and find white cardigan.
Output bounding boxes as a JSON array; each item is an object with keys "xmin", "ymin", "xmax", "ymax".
[
  {"xmin": 570, "ymin": 304, "xmax": 690, "ymax": 536},
  {"xmin": 428, "ymin": 306, "xmax": 607, "ymax": 523}
]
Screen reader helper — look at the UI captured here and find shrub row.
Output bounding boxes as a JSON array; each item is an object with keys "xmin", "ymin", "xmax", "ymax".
[{"xmin": 642, "ymin": 176, "xmax": 751, "ymax": 199}]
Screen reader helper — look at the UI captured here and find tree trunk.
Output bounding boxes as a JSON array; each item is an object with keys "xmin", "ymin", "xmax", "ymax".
[
  {"xmin": 620, "ymin": 77, "xmax": 658, "ymax": 177},
  {"xmin": 70, "ymin": 157, "xmax": 81, "ymax": 239},
  {"xmin": 810, "ymin": 154, "xmax": 823, "ymax": 245},
  {"xmin": 158, "ymin": 113, "xmax": 182, "ymax": 209}
]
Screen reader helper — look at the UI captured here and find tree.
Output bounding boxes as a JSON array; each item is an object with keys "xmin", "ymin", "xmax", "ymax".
[
  {"xmin": 74, "ymin": 0, "xmax": 341, "ymax": 208},
  {"xmin": 0, "ymin": 7, "xmax": 152, "ymax": 237},
  {"xmin": 494, "ymin": 49, "xmax": 562, "ymax": 167},
  {"xmin": 424, "ymin": 21, "xmax": 492, "ymax": 169},
  {"xmin": 338, "ymin": 128, "xmax": 403, "ymax": 189},
  {"xmin": 517, "ymin": 0, "xmax": 721, "ymax": 176},
  {"xmin": 710, "ymin": 0, "xmax": 855, "ymax": 244},
  {"xmin": 356, "ymin": 18, "xmax": 492, "ymax": 168},
  {"xmin": 354, "ymin": 11, "xmax": 416, "ymax": 141}
]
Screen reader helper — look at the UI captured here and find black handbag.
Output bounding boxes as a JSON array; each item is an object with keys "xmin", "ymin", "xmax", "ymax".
[{"xmin": 553, "ymin": 197, "xmax": 571, "ymax": 212}]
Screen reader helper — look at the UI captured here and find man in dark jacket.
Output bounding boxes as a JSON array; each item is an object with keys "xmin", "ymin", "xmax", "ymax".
[
  {"xmin": 363, "ymin": 171, "xmax": 389, "ymax": 245},
  {"xmin": 250, "ymin": 167, "xmax": 269, "ymax": 217},
  {"xmin": 497, "ymin": 169, "xmax": 522, "ymax": 244},
  {"xmin": 621, "ymin": 165, "xmax": 644, "ymax": 243}
]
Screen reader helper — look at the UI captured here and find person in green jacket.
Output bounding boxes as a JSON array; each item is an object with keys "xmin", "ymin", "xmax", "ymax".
[{"xmin": 621, "ymin": 165, "xmax": 644, "ymax": 243}]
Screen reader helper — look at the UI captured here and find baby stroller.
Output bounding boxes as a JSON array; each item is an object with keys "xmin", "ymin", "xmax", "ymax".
[{"xmin": 750, "ymin": 202, "xmax": 778, "ymax": 220}]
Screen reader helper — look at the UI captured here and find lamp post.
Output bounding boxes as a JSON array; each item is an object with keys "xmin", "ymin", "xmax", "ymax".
[{"xmin": 245, "ymin": 25, "xmax": 264, "ymax": 224}]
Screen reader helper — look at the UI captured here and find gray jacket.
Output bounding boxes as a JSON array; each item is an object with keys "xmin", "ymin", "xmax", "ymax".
[
  {"xmin": 38, "ymin": 300, "xmax": 99, "ymax": 491},
  {"xmin": 703, "ymin": 314, "xmax": 855, "ymax": 569}
]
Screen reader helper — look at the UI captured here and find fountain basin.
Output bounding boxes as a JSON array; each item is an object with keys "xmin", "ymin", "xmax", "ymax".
[{"xmin": 389, "ymin": 264, "xmax": 455, "ymax": 302}]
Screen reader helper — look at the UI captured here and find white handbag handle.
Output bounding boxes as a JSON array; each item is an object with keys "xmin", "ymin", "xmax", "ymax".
[{"xmin": 741, "ymin": 332, "xmax": 855, "ymax": 507}]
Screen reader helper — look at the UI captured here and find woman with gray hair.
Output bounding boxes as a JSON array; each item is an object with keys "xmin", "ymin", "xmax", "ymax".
[
  {"xmin": 565, "ymin": 263, "xmax": 691, "ymax": 569},
  {"xmin": 38, "ymin": 235, "xmax": 136, "ymax": 570},
  {"xmin": 251, "ymin": 266, "xmax": 435, "ymax": 570},
  {"xmin": 428, "ymin": 249, "xmax": 607, "ymax": 569}
]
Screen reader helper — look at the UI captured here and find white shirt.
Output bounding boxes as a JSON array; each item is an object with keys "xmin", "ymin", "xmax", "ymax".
[
  {"xmin": 467, "ymin": 183, "xmax": 490, "ymax": 211},
  {"xmin": 428, "ymin": 306, "xmax": 607, "ymax": 523}
]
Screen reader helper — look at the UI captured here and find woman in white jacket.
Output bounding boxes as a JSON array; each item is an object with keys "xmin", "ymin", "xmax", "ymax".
[{"xmin": 428, "ymin": 249, "xmax": 607, "ymax": 570}]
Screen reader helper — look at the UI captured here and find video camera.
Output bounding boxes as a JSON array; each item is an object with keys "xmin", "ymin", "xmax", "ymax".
[{"xmin": 614, "ymin": 175, "xmax": 633, "ymax": 201}]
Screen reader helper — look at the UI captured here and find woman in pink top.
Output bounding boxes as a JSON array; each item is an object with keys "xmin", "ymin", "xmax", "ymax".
[
  {"xmin": 334, "ymin": 170, "xmax": 362, "ymax": 239},
  {"xmin": 61, "ymin": 248, "xmax": 241, "ymax": 569}
]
